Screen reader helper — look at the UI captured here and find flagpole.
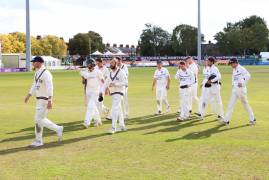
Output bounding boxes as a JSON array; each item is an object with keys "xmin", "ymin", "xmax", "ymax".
[
  {"xmin": 26, "ymin": 0, "xmax": 31, "ymax": 71},
  {"xmin": 197, "ymin": 0, "xmax": 202, "ymax": 64}
]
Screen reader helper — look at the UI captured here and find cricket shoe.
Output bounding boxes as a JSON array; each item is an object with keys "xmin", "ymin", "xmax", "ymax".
[
  {"xmin": 176, "ymin": 117, "xmax": 185, "ymax": 122},
  {"xmin": 155, "ymin": 111, "xmax": 162, "ymax": 115},
  {"xmin": 29, "ymin": 140, "xmax": 43, "ymax": 148},
  {"xmin": 166, "ymin": 106, "xmax": 171, "ymax": 113},
  {"xmin": 94, "ymin": 122, "xmax": 102, "ymax": 127},
  {"xmin": 57, "ymin": 126, "xmax": 64, "ymax": 142},
  {"xmin": 83, "ymin": 122, "xmax": 89, "ymax": 129},
  {"xmin": 219, "ymin": 120, "xmax": 230, "ymax": 125},
  {"xmin": 117, "ymin": 126, "xmax": 128, "ymax": 132},
  {"xmin": 106, "ymin": 115, "xmax": 112, "ymax": 120},
  {"xmin": 196, "ymin": 113, "xmax": 203, "ymax": 121},
  {"xmin": 250, "ymin": 119, "xmax": 256, "ymax": 126},
  {"xmin": 108, "ymin": 128, "xmax": 117, "ymax": 134}
]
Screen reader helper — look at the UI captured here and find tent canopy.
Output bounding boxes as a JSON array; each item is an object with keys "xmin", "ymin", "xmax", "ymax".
[
  {"xmin": 91, "ymin": 51, "xmax": 103, "ymax": 56},
  {"xmin": 103, "ymin": 51, "xmax": 115, "ymax": 56},
  {"xmin": 115, "ymin": 51, "xmax": 126, "ymax": 56}
]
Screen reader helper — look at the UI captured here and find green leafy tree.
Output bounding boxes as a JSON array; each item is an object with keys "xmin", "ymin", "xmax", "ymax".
[
  {"xmin": 215, "ymin": 15, "xmax": 269, "ymax": 55},
  {"xmin": 172, "ymin": 24, "xmax": 204, "ymax": 56},
  {"xmin": 68, "ymin": 31, "xmax": 104, "ymax": 56},
  {"xmin": 139, "ymin": 24, "xmax": 172, "ymax": 56}
]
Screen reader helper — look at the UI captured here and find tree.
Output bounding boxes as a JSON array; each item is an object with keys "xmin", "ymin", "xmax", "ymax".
[
  {"xmin": 215, "ymin": 15, "xmax": 269, "ymax": 55},
  {"xmin": 171, "ymin": 24, "xmax": 204, "ymax": 56},
  {"xmin": 138, "ymin": 24, "xmax": 172, "ymax": 56},
  {"xmin": 68, "ymin": 31, "xmax": 104, "ymax": 56},
  {"xmin": 0, "ymin": 32, "xmax": 67, "ymax": 58}
]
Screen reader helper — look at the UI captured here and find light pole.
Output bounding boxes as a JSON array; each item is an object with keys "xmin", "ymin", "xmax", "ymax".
[
  {"xmin": 197, "ymin": 0, "xmax": 202, "ymax": 64},
  {"xmin": 26, "ymin": 0, "xmax": 31, "ymax": 71}
]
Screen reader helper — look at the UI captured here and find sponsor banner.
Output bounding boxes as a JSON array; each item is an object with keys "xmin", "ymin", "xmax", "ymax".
[{"xmin": 0, "ymin": 68, "xmax": 27, "ymax": 73}]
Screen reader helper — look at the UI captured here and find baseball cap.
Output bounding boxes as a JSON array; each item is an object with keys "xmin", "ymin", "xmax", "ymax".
[{"xmin": 31, "ymin": 56, "xmax": 44, "ymax": 63}]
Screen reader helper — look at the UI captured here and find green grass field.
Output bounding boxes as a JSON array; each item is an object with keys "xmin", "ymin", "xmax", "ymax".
[{"xmin": 1, "ymin": 66, "xmax": 269, "ymax": 179}]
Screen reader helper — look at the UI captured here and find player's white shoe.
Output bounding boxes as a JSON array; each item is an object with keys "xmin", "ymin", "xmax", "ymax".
[
  {"xmin": 83, "ymin": 122, "xmax": 89, "ymax": 129},
  {"xmin": 166, "ymin": 106, "xmax": 171, "ymax": 113},
  {"xmin": 29, "ymin": 140, "xmax": 43, "ymax": 148},
  {"xmin": 250, "ymin": 119, "xmax": 256, "ymax": 126},
  {"xmin": 176, "ymin": 117, "xmax": 185, "ymax": 122},
  {"xmin": 155, "ymin": 110, "xmax": 162, "ymax": 115},
  {"xmin": 57, "ymin": 126, "xmax": 64, "ymax": 142},
  {"xmin": 103, "ymin": 107, "xmax": 110, "ymax": 115},
  {"xmin": 108, "ymin": 128, "xmax": 116, "ymax": 134},
  {"xmin": 94, "ymin": 122, "xmax": 102, "ymax": 127},
  {"xmin": 117, "ymin": 126, "xmax": 127, "ymax": 132}
]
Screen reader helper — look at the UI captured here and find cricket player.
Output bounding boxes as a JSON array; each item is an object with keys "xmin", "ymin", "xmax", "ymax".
[
  {"xmin": 152, "ymin": 60, "xmax": 171, "ymax": 115},
  {"xmin": 96, "ymin": 58, "xmax": 110, "ymax": 116},
  {"xmin": 24, "ymin": 56, "xmax": 63, "ymax": 148},
  {"xmin": 116, "ymin": 57, "xmax": 129, "ymax": 118},
  {"xmin": 198, "ymin": 61, "xmax": 212, "ymax": 115},
  {"xmin": 222, "ymin": 58, "xmax": 256, "ymax": 125},
  {"xmin": 199, "ymin": 57, "xmax": 224, "ymax": 120},
  {"xmin": 175, "ymin": 61, "xmax": 195, "ymax": 121},
  {"xmin": 186, "ymin": 57, "xmax": 199, "ymax": 113},
  {"xmin": 80, "ymin": 58, "xmax": 105, "ymax": 128},
  {"xmin": 103, "ymin": 58, "xmax": 128, "ymax": 134}
]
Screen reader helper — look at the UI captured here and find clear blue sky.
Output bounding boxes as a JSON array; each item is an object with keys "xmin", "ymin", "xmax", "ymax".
[{"xmin": 0, "ymin": 0, "xmax": 269, "ymax": 45}]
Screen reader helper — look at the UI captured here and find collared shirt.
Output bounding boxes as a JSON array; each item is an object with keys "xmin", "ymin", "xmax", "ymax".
[
  {"xmin": 154, "ymin": 67, "xmax": 170, "ymax": 89},
  {"xmin": 232, "ymin": 64, "xmax": 251, "ymax": 87},
  {"xmin": 175, "ymin": 69, "xmax": 195, "ymax": 87},
  {"xmin": 97, "ymin": 66, "xmax": 110, "ymax": 80},
  {"xmin": 208, "ymin": 64, "xmax": 221, "ymax": 83},
  {"xmin": 103, "ymin": 68, "xmax": 127, "ymax": 95},
  {"xmin": 188, "ymin": 62, "xmax": 199, "ymax": 84},
  {"xmin": 29, "ymin": 66, "xmax": 53, "ymax": 97},
  {"xmin": 120, "ymin": 64, "xmax": 129, "ymax": 77},
  {"xmin": 202, "ymin": 66, "xmax": 210, "ymax": 85},
  {"xmin": 80, "ymin": 68, "xmax": 104, "ymax": 94}
]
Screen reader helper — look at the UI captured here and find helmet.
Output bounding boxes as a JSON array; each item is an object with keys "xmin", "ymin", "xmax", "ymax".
[{"xmin": 86, "ymin": 58, "xmax": 96, "ymax": 66}]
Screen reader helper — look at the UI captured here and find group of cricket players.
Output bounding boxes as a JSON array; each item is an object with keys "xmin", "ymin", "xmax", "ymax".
[{"xmin": 24, "ymin": 56, "xmax": 256, "ymax": 148}]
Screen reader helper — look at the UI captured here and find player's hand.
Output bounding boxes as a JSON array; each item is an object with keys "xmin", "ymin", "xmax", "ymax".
[
  {"xmin": 47, "ymin": 100, "xmax": 53, "ymax": 109},
  {"xmin": 109, "ymin": 83, "xmax": 115, "ymax": 87},
  {"xmin": 238, "ymin": 83, "xmax": 243, "ymax": 88},
  {"xmin": 24, "ymin": 94, "xmax": 31, "ymax": 104},
  {"xmin": 207, "ymin": 80, "xmax": 212, "ymax": 84}
]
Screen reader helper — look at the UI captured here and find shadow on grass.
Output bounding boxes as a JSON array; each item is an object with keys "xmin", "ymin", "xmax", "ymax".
[
  {"xmin": 2, "ymin": 113, "xmax": 214, "ymax": 144},
  {"xmin": 165, "ymin": 124, "xmax": 250, "ymax": 142},
  {"xmin": 1, "ymin": 120, "xmax": 86, "ymax": 144},
  {"xmin": 0, "ymin": 133, "xmax": 108, "ymax": 156},
  {"xmin": 144, "ymin": 118, "xmax": 216, "ymax": 135}
]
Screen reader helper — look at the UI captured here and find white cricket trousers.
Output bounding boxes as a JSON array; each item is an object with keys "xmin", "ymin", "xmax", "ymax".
[
  {"xmin": 225, "ymin": 87, "xmax": 255, "ymax": 122},
  {"xmin": 111, "ymin": 94, "xmax": 125, "ymax": 130},
  {"xmin": 199, "ymin": 84, "xmax": 224, "ymax": 118},
  {"xmin": 189, "ymin": 83, "xmax": 199, "ymax": 112},
  {"xmin": 34, "ymin": 99, "xmax": 61, "ymax": 143},
  {"xmin": 179, "ymin": 87, "xmax": 192, "ymax": 119},
  {"xmin": 156, "ymin": 87, "xmax": 169, "ymax": 112},
  {"xmin": 122, "ymin": 86, "xmax": 129, "ymax": 116},
  {"xmin": 84, "ymin": 93, "xmax": 101, "ymax": 126}
]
